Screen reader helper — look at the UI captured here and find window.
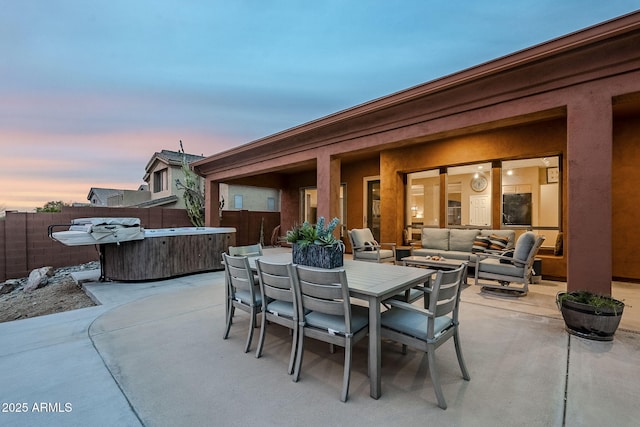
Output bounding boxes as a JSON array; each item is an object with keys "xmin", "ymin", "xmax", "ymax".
[
  {"xmin": 406, "ymin": 170, "xmax": 440, "ymax": 228},
  {"xmin": 447, "ymin": 163, "xmax": 492, "ymax": 227},
  {"xmin": 267, "ymin": 197, "xmax": 276, "ymax": 211},
  {"xmin": 300, "ymin": 185, "xmax": 346, "ymax": 226},
  {"xmin": 234, "ymin": 194, "xmax": 243, "ymax": 209},
  {"xmin": 502, "ymin": 156, "xmax": 561, "ymax": 242},
  {"xmin": 153, "ymin": 169, "xmax": 168, "ymax": 193}
]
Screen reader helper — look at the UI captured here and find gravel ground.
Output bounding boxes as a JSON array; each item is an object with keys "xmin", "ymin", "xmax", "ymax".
[{"xmin": 0, "ymin": 262, "xmax": 98, "ymax": 323}]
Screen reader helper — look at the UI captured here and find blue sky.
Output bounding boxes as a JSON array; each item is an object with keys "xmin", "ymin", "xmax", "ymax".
[{"xmin": 1, "ymin": 1, "xmax": 638, "ymax": 211}]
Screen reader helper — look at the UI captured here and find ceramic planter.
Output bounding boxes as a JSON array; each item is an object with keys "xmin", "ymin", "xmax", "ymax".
[
  {"xmin": 557, "ymin": 292, "xmax": 624, "ymax": 341},
  {"xmin": 292, "ymin": 243, "xmax": 344, "ymax": 269}
]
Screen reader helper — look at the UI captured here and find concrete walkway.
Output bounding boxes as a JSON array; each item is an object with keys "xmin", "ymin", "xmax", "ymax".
[{"xmin": 1, "ymin": 270, "xmax": 639, "ymax": 427}]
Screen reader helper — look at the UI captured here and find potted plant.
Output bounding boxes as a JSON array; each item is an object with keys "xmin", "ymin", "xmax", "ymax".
[
  {"xmin": 556, "ymin": 290, "xmax": 625, "ymax": 341},
  {"xmin": 286, "ymin": 217, "xmax": 345, "ymax": 269}
]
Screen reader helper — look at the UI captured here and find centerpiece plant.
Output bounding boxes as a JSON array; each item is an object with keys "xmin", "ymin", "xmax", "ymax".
[{"xmin": 286, "ymin": 217, "xmax": 345, "ymax": 268}]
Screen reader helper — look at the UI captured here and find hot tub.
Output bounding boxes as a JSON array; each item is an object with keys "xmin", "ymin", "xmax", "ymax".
[{"xmin": 101, "ymin": 227, "xmax": 236, "ymax": 281}]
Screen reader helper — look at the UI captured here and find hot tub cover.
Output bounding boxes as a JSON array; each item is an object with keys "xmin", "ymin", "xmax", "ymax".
[{"xmin": 51, "ymin": 217, "xmax": 145, "ymax": 246}]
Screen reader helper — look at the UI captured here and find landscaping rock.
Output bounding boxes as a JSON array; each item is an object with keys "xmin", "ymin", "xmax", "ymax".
[
  {"xmin": 24, "ymin": 266, "xmax": 55, "ymax": 292},
  {"xmin": 1, "ymin": 279, "xmax": 20, "ymax": 295}
]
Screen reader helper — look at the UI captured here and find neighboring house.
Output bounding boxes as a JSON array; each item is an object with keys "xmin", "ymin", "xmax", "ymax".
[
  {"xmin": 87, "ymin": 150, "xmax": 206, "ymax": 209},
  {"xmin": 142, "ymin": 149, "xmax": 205, "ymax": 209},
  {"xmin": 219, "ymin": 183, "xmax": 280, "ymax": 212},
  {"xmin": 193, "ymin": 12, "xmax": 640, "ymax": 297},
  {"xmin": 87, "ymin": 186, "xmax": 151, "ymax": 207}
]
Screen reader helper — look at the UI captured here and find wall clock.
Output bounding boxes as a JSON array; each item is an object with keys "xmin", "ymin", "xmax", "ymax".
[{"xmin": 470, "ymin": 175, "xmax": 488, "ymax": 192}]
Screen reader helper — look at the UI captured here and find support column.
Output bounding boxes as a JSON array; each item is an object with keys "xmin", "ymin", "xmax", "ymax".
[
  {"xmin": 491, "ymin": 161, "xmax": 502, "ymax": 228},
  {"xmin": 316, "ymin": 150, "xmax": 341, "ymax": 230},
  {"xmin": 566, "ymin": 94, "xmax": 612, "ymax": 295},
  {"xmin": 439, "ymin": 168, "xmax": 447, "ymax": 228}
]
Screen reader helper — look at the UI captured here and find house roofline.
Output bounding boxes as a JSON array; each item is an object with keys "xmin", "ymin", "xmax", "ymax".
[{"xmin": 192, "ymin": 10, "xmax": 640, "ymax": 175}]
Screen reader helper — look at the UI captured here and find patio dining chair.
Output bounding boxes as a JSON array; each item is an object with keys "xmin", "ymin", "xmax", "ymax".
[
  {"xmin": 474, "ymin": 232, "xmax": 545, "ymax": 297},
  {"xmin": 292, "ymin": 266, "xmax": 369, "ymax": 402},
  {"xmin": 222, "ymin": 253, "xmax": 263, "ymax": 353},
  {"xmin": 380, "ymin": 263, "xmax": 469, "ymax": 410},
  {"xmin": 255, "ymin": 259, "xmax": 301, "ymax": 375}
]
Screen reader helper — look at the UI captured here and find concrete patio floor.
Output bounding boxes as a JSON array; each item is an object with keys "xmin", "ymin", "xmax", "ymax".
[{"xmin": 1, "ymin": 268, "xmax": 639, "ymax": 427}]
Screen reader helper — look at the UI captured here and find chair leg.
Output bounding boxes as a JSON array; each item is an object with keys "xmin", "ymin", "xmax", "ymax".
[
  {"xmin": 287, "ymin": 325, "xmax": 298, "ymax": 375},
  {"xmin": 292, "ymin": 329, "xmax": 304, "ymax": 383},
  {"xmin": 223, "ymin": 305, "xmax": 234, "ymax": 339},
  {"xmin": 244, "ymin": 308, "xmax": 256, "ymax": 353},
  {"xmin": 255, "ymin": 313, "xmax": 267, "ymax": 358},
  {"xmin": 341, "ymin": 342, "xmax": 352, "ymax": 402},
  {"xmin": 427, "ymin": 348, "xmax": 447, "ymax": 410},
  {"xmin": 454, "ymin": 329, "xmax": 470, "ymax": 381}
]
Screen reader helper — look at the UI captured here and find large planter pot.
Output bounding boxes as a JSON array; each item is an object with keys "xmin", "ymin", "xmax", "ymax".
[
  {"xmin": 557, "ymin": 292, "xmax": 624, "ymax": 341},
  {"xmin": 292, "ymin": 243, "xmax": 344, "ymax": 269}
]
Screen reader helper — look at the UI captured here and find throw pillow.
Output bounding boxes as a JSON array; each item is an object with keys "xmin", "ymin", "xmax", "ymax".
[
  {"xmin": 554, "ymin": 232, "xmax": 563, "ymax": 256},
  {"xmin": 363, "ymin": 241, "xmax": 379, "ymax": 251},
  {"xmin": 472, "ymin": 236, "xmax": 491, "ymax": 253},
  {"xmin": 489, "ymin": 234, "xmax": 509, "ymax": 251},
  {"xmin": 499, "ymin": 249, "xmax": 515, "ymax": 264}
]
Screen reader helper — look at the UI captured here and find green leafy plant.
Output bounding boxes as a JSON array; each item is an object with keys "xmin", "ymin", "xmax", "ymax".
[
  {"xmin": 286, "ymin": 217, "xmax": 344, "ymax": 250},
  {"xmin": 557, "ymin": 290, "xmax": 624, "ymax": 315},
  {"xmin": 176, "ymin": 141, "xmax": 205, "ymax": 227}
]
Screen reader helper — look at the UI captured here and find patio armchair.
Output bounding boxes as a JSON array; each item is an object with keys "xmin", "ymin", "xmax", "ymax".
[
  {"xmin": 222, "ymin": 253, "xmax": 263, "ymax": 352},
  {"xmin": 474, "ymin": 232, "xmax": 545, "ymax": 297},
  {"xmin": 254, "ymin": 259, "xmax": 301, "ymax": 375},
  {"xmin": 380, "ymin": 263, "xmax": 470, "ymax": 410},
  {"xmin": 292, "ymin": 266, "xmax": 369, "ymax": 402},
  {"xmin": 347, "ymin": 228, "xmax": 396, "ymax": 264}
]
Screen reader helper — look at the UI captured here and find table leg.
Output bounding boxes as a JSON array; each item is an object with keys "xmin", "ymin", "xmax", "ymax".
[{"xmin": 369, "ymin": 296, "xmax": 381, "ymax": 399}]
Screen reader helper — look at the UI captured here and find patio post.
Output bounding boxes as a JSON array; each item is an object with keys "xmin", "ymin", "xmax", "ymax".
[{"xmin": 566, "ymin": 93, "xmax": 612, "ymax": 295}]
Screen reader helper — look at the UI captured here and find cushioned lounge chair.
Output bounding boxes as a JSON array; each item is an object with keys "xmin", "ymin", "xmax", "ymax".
[{"xmin": 474, "ymin": 232, "xmax": 545, "ymax": 297}]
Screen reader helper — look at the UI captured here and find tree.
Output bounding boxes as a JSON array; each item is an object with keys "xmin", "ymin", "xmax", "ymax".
[
  {"xmin": 36, "ymin": 201, "xmax": 69, "ymax": 213},
  {"xmin": 175, "ymin": 141, "xmax": 205, "ymax": 227}
]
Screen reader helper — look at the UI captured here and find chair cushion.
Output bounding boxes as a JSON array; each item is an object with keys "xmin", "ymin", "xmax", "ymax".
[
  {"xmin": 235, "ymin": 289, "xmax": 263, "ymax": 306},
  {"xmin": 381, "ymin": 308, "xmax": 453, "ymax": 340},
  {"xmin": 421, "ymin": 228, "xmax": 450, "ymax": 251},
  {"xmin": 390, "ymin": 288, "xmax": 424, "ymax": 303},
  {"xmin": 356, "ymin": 249, "xmax": 394, "ymax": 260},
  {"xmin": 513, "ymin": 232, "xmax": 536, "ymax": 261},
  {"xmin": 266, "ymin": 300, "xmax": 295, "ymax": 318},
  {"xmin": 478, "ymin": 258, "xmax": 525, "ymax": 277},
  {"xmin": 412, "ymin": 248, "xmax": 441, "ymax": 258},
  {"xmin": 449, "ymin": 229, "xmax": 480, "ymax": 251},
  {"xmin": 442, "ymin": 250, "xmax": 472, "ymax": 261},
  {"xmin": 305, "ymin": 305, "xmax": 369, "ymax": 335}
]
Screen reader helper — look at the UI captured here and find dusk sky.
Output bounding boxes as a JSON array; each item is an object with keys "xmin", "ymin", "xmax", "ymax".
[{"xmin": 1, "ymin": 1, "xmax": 638, "ymax": 212}]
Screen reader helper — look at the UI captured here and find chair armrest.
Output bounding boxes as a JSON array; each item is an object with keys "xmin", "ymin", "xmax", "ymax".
[{"xmin": 478, "ymin": 252, "xmax": 527, "ymax": 266}]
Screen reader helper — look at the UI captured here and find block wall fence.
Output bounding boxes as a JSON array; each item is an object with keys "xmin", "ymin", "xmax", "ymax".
[
  {"xmin": 0, "ymin": 207, "xmax": 281, "ymax": 282},
  {"xmin": 0, "ymin": 207, "xmax": 192, "ymax": 282}
]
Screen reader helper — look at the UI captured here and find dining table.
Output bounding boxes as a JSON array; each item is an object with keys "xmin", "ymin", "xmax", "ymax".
[{"xmin": 247, "ymin": 247, "xmax": 434, "ymax": 399}]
